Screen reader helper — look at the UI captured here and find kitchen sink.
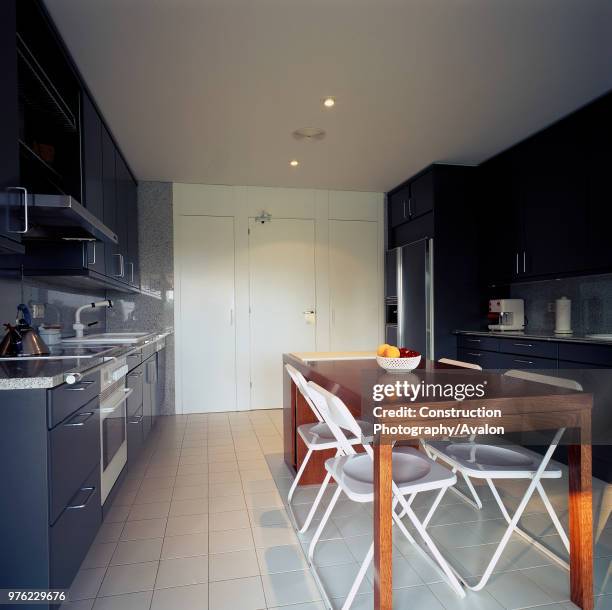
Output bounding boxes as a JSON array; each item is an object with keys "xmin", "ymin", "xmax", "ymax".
[
  {"xmin": 585, "ymin": 334, "xmax": 612, "ymax": 341},
  {"xmin": 62, "ymin": 332, "xmax": 150, "ymax": 345}
]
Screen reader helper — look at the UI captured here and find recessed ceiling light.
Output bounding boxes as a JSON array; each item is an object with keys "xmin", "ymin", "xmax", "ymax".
[
  {"xmin": 290, "ymin": 159, "xmax": 299, "ymax": 167},
  {"xmin": 323, "ymin": 97, "xmax": 335, "ymax": 108}
]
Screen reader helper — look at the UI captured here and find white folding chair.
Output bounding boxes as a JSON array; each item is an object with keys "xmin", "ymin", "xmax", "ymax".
[
  {"xmin": 304, "ymin": 381, "xmax": 465, "ymax": 610},
  {"xmin": 423, "ymin": 369, "xmax": 581, "ymax": 591},
  {"xmin": 421, "ymin": 358, "xmax": 484, "ymax": 509},
  {"xmin": 285, "ymin": 364, "xmax": 373, "ymax": 533}
]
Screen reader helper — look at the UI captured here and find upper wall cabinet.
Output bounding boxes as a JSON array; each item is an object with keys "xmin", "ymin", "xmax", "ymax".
[
  {"xmin": 479, "ymin": 90, "xmax": 612, "ymax": 285},
  {"xmin": 387, "ymin": 170, "xmax": 434, "ymax": 231}
]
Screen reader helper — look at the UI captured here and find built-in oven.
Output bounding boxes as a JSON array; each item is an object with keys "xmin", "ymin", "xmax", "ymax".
[{"xmin": 99, "ymin": 356, "xmax": 131, "ymax": 504}]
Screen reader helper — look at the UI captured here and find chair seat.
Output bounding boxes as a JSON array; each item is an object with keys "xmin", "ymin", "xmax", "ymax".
[
  {"xmin": 426, "ymin": 440, "xmax": 562, "ymax": 479},
  {"xmin": 297, "ymin": 420, "xmax": 374, "ymax": 449},
  {"xmin": 325, "ymin": 447, "xmax": 456, "ymax": 502}
]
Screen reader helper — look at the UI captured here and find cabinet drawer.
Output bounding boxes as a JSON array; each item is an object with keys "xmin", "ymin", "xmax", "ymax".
[
  {"xmin": 48, "ymin": 397, "xmax": 100, "ymax": 525},
  {"xmin": 457, "ymin": 335, "xmax": 499, "ymax": 352},
  {"xmin": 457, "ymin": 348, "xmax": 499, "ymax": 369},
  {"xmin": 47, "ymin": 371, "xmax": 100, "ymax": 429},
  {"xmin": 49, "ymin": 465, "xmax": 101, "ymax": 589},
  {"xmin": 126, "ymin": 367, "xmax": 144, "ymax": 416},
  {"xmin": 497, "ymin": 337, "xmax": 557, "ymax": 359},
  {"xmin": 558, "ymin": 342, "xmax": 612, "ymax": 367},
  {"xmin": 496, "ymin": 352, "xmax": 558, "ymax": 370}
]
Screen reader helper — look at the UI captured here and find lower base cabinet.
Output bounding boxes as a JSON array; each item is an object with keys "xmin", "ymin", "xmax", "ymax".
[{"xmin": 127, "ymin": 405, "xmax": 144, "ymax": 465}]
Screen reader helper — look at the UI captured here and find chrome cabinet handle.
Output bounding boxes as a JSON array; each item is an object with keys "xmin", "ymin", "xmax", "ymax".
[
  {"xmin": 128, "ymin": 371, "xmax": 143, "ymax": 378},
  {"xmin": 466, "ymin": 338, "xmax": 481, "ymax": 343},
  {"xmin": 408, "ymin": 198, "xmax": 412, "ymax": 217},
  {"xmin": 6, "ymin": 187, "xmax": 28, "ymax": 233},
  {"xmin": 129, "ymin": 414, "xmax": 144, "ymax": 424},
  {"xmin": 87, "ymin": 241, "xmax": 96, "ymax": 266},
  {"xmin": 113, "ymin": 253, "xmax": 125, "ymax": 277},
  {"xmin": 514, "ymin": 359, "xmax": 534, "ymax": 365},
  {"xmin": 402, "ymin": 200, "xmax": 406, "ymax": 218},
  {"xmin": 64, "ymin": 411, "xmax": 95, "ymax": 427},
  {"xmin": 127, "ymin": 262, "xmax": 134, "ymax": 283},
  {"xmin": 67, "ymin": 486, "xmax": 95, "ymax": 510},
  {"xmin": 516, "ymin": 252, "xmax": 519, "ymax": 274},
  {"xmin": 513, "ymin": 342, "xmax": 533, "ymax": 347},
  {"xmin": 467, "ymin": 352, "xmax": 482, "ymax": 357},
  {"xmin": 523, "ymin": 251, "xmax": 526, "ymax": 273}
]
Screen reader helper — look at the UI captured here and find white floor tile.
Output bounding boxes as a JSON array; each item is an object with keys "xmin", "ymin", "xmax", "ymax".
[
  {"xmin": 98, "ymin": 561, "xmax": 158, "ymax": 596},
  {"xmin": 261, "ymin": 569, "xmax": 322, "ymax": 607},
  {"xmin": 110, "ymin": 538, "xmax": 164, "ymax": 566},
  {"xmin": 209, "ymin": 528, "xmax": 255, "ymax": 554},
  {"xmin": 209, "ymin": 576, "xmax": 266, "ymax": 610},
  {"xmin": 150, "ymin": 583, "xmax": 209, "ymax": 610},
  {"xmin": 69, "ymin": 568, "xmax": 106, "ymax": 600},
  {"xmin": 120, "ymin": 518, "xmax": 167, "ymax": 541},
  {"xmin": 155, "ymin": 556, "xmax": 209, "ymax": 589},
  {"xmin": 92, "ymin": 591, "xmax": 153, "ymax": 610},
  {"xmin": 209, "ymin": 509, "xmax": 251, "ymax": 531},
  {"xmin": 161, "ymin": 533, "xmax": 209, "ymax": 559},
  {"xmin": 256, "ymin": 544, "xmax": 310, "ymax": 575},
  {"xmin": 165, "ymin": 513, "xmax": 209, "ymax": 536},
  {"xmin": 209, "ymin": 549, "xmax": 260, "ymax": 581}
]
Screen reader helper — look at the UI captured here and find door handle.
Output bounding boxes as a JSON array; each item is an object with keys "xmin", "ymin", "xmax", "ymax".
[
  {"xmin": 129, "ymin": 414, "xmax": 144, "ymax": 424},
  {"xmin": 408, "ymin": 198, "xmax": 412, "ymax": 218},
  {"xmin": 87, "ymin": 241, "xmax": 96, "ymax": 266},
  {"xmin": 6, "ymin": 187, "xmax": 28, "ymax": 233},
  {"xmin": 230, "ymin": 308, "xmax": 234, "ymax": 325},
  {"xmin": 513, "ymin": 343, "xmax": 533, "ymax": 348},
  {"xmin": 302, "ymin": 310, "xmax": 315, "ymax": 315},
  {"xmin": 516, "ymin": 252, "xmax": 519, "ymax": 275},
  {"xmin": 466, "ymin": 338, "xmax": 481, "ymax": 343},
  {"xmin": 514, "ymin": 359, "xmax": 534, "ymax": 365},
  {"xmin": 127, "ymin": 262, "xmax": 134, "ymax": 284},
  {"xmin": 467, "ymin": 352, "xmax": 482, "ymax": 357},
  {"xmin": 523, "ymin": 251, "xmax": 526, "ymax": 273},
  {"xmin": 113, "ymin": 253, "xmax": 125, "ymax": 277}
]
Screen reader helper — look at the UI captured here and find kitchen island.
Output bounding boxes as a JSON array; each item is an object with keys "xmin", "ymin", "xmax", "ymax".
[{"xmin": 282, "ymin": 353, "xmax": 594, "ymax": 610}]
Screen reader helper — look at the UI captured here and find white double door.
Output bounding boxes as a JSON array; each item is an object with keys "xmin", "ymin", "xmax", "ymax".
[
  {"xmin": 249, "ymin": 218, "xmax": 317, "ymax": 410},
  {"xmin": 176, "ymin": 215, "xmax": 237, "ymax": 413}
]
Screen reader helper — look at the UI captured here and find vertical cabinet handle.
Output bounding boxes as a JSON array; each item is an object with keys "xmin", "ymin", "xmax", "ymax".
[
  {"xmin": 113, "ymin": 253, "xmax": 125, "ymax": 277},
  {"xmin": 6, "ymin": 187, "xmax": 28, "ymax": 233},
  {"xmin": 127, "ymin": 262, "xmax": 134, "ymax": 283},
  {"xmin": 516, "ymin": 252, "xmax": 519, "ymax": 275},
  {"xmin": 523, "ymin": 251, "xmax": 526, "ymax": 273},
  {"xmin": 87, "ymin": 241, "xmax": 96, "ymax": 266},
  {"xmin": 229, "ymin": 308, "xmax": 234, "ymax": 325},
  {"xmin": 408, "ymin": 198, "xmax": 412, "ymax": 218},
  {"xmin": 402, "ymin": 200, "xmax": 406, "ymax": 219}
]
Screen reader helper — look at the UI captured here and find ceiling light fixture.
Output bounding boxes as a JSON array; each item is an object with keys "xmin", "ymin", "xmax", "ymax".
[
  {"xmin": 323, "ymin": 96, "xmax": 335, "ymax": 108},
  {"xmin": 290, "ymin": 159, "xmax": 299, "ymax": 167},
  {"xmin": 292, "ymin": 127, "xmax": 326, "ymax": 141}
]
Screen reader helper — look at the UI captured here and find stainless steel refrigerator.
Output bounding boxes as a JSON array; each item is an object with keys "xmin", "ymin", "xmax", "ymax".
[{"xmin": 395, "ymin": 238, "xmax": 434, "ymax": 358}]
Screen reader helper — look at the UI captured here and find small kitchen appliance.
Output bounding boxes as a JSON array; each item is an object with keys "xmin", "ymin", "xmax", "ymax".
[
  {"xmin": 487, "ymin": 299, "xmax": 525, "ymax": 331},
  {"xmin": 554, "ymin": 296, "xmax": 572, "ymax": 335},
  {"xmin": 0, "ymin": 304, "xmax": 50, "ymax": 356}
]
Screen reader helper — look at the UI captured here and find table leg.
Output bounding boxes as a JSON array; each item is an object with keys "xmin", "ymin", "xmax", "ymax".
[
  {"xmin": 374, "ymin": 443, "xmax": 393, "ymax": 610},
  {"xmin": 568, "ymin": 435, "xmax": 593, "ymax": 610}
]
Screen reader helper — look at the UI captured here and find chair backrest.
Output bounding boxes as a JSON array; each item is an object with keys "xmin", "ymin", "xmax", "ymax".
[
  {"xmin": 305, "ymin": 381, "xmax": 367, "ymax": 456},
  {"xmin": 285, "ymin": 364, "xmax": 324, "ymax": 422},
  {"xmin": 504, "ymin": 369, "xmax": 582, "ymax": 391},
  {"xmin": 438, "ymin": 357, "xmax": 482, "ymax": 370}
]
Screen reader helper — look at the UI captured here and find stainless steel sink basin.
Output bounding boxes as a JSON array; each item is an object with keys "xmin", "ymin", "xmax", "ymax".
[{"xmin": 62, "ymin": 332, "xmax": 150, "ymax": 345}]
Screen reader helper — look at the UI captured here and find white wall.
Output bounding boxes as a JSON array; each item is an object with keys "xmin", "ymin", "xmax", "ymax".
[{"xmin": 173, "ymin": 183, "xmax": 385, "ymax": 412}]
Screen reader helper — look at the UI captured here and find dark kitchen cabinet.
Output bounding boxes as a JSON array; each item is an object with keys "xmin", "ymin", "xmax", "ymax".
[
  {"xmin": 586, "ymin": 94, "xmax": 612, "ymax": 272},
  {"xmin": 116, "ymin": 154, "xmax": 139, "ymax": 287},
  {"xmin": 81, "ymin": 92, "xmax": 105, "ymax": 275},
  {"xmin": 155, "ymin": 342, "xmax": 167, "ymax": 424},
  {"xmin": 127, "ymin": 405, "xmax": 144, "ymax": 465},
  {"xmin": 518, "ymin": 116, "xmax": 589, "ymax": 278},
  {"xmin": 103, "ymin": 126, "xmax": 122, "ymax": 280},
  {"xmin": 387, "ymin": 168, "xmax": 435, "ymax": 231},
  {"xmin": 384, "ymin": 249, "xmax": 397, "ymax": 298}
]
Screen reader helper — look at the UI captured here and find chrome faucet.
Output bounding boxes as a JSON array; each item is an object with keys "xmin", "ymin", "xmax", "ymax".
[{"xmin": 73, "ymin": 299, "xmax": 113, "ymax": 338}]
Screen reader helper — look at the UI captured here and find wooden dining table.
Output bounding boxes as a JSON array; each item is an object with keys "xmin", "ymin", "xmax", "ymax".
[{"xmin": 282, "ymin": 354, "xmax": 594, "ymax": 610}]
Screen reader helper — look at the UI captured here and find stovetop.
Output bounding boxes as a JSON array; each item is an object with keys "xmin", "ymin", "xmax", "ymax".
[{"xmin": 0, "ymin": 345, "xmax": 116, "ymax": 361}]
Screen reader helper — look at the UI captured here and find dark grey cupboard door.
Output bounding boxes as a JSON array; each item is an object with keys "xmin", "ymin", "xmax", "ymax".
[
  {"xmin": 409, "ymin": 170, "xmax": 434, "ymax": 219},
  {"xmin": 103, "ymin": 127, "xmax": 121, "ymax": 279},
  {"xmin": 81, "ymin": 93, "xmax": 105, "ymax": 274}
]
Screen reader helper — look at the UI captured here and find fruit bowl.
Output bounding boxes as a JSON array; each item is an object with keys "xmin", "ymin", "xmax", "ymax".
[{"xmin": 376, "ymin": 354, "xmax": 421, "ymax": 372}]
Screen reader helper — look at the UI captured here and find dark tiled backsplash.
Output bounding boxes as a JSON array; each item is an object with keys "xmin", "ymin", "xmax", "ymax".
[{"xmin": 510, "ymin": 274, "xmax": 612, "ymax": 335}]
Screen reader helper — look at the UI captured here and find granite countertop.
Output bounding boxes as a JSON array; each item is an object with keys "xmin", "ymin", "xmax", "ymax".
[
  {"xmin": 0, "ymin": 328, "xmax": 173, "ymax": 391},
  {"xmin": 454, "ymin": 329, "xmax": 612, "ymax": 346}
]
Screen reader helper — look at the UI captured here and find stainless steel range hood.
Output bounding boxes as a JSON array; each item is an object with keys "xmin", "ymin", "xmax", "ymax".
[{"xmin": 12, "ymin": 193, "xmax": 118, "ymax": 243}]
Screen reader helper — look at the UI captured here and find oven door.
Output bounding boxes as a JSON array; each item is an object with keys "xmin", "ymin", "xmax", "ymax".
[{"xmin": 100, "ymin": 386, "xmax": 132, "ymax": 503}]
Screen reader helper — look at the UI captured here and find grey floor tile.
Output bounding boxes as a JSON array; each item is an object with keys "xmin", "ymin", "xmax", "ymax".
[
  {"xmin": 252, "ymin": 523, "xmax": 299, "ymax": 549},
  {"xmin": 128, "ymin": 501, "xmax": 171, "ymax": 521},
  {"xmin": 150, "ymin": 583, "xmax": 209, "ymax": 610},
  {"xmin": 155, "ymin": 556, "xmax": 209, "ymax": 589},
  {"xmin": 170, "ymin": 498, "xmax": 209, "ymax": 516},
  {"xmin": 485, "ymin": 570, "xmax": 556, "ymax": 608},
  {"xmin": 261, "ymin": 569, "xmax": 322, "ymax": 607},
  {"xmin": 209, "ymin": 528, "xmax": 254, "ymax": 554},
  {"xmin": 94, "ymin": 522, "xmax": 124, "ymax": 544},
  {"xmin": 390, "ymin": 585, "xmax": 445, "ymax": 610},
  {"xmin": 209, "ymin": 509, "xmax": 251, "ymax": 531},
  {"xmin": 98, "ymin": 561, "xmax": 158, "ymax": 596},
  {"xmin": 69, "ymin": 568, "xmax": 106, "ymax": 600},
  {"xmin": 522, "ymin": 564, "xmax": 571, "ymax": 602},
  {"xmin": 80, "ymin": 542, "xmax": 117, "ymax": 570},
  {"xmin": 428, "ymin": 581, "xmax": 504, "ymax": 609},
  {"xmin": 165, "ymin": 513, "xmax": 208, "ymax": 536},
  {"xmin": 172, "ymin": 485, "xmax": 208, "ymax": 501}
]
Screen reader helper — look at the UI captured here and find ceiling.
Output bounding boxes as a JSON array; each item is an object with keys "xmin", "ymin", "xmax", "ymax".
[{"xmin": 44, "ymin": 0, "xmax": 612, "ymax": 192}]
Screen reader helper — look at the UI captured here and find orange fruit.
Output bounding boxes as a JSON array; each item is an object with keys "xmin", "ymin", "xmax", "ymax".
[
  {"xmin": 377, "ymin": 343, "xmax": 390, "ymax": 356},
  {"xmin": 384, "ymin": 345, "xmax": 400, "ymax": 358}
]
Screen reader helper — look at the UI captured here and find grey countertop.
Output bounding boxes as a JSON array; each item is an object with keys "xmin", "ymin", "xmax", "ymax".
[
  {"xmin": 0, "ymin": 328, "xmax": 173, "ymax": 390},
  {"xmin": 454, "ymin": 329, "xmax": 612, "ymax": 346}
]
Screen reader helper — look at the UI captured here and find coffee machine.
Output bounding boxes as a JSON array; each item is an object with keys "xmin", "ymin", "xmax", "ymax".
[{"xmin": 487, "ymin": 299, "xmax": 525, "ymax": 331}]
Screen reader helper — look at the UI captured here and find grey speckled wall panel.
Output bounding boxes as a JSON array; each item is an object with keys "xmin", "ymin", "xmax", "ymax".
[
  {"xmin": 510, "ymin": 273, "xmax": 612, "ymax": 334},
  {"xmin": 107, "ymin": 181, "xmax": 175, "ymax": 414}
]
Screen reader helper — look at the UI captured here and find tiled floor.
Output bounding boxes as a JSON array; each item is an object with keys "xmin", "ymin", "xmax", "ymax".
[{"xmin": 63, "ymin": 410, "xmax": 612, "ymax": 610}]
